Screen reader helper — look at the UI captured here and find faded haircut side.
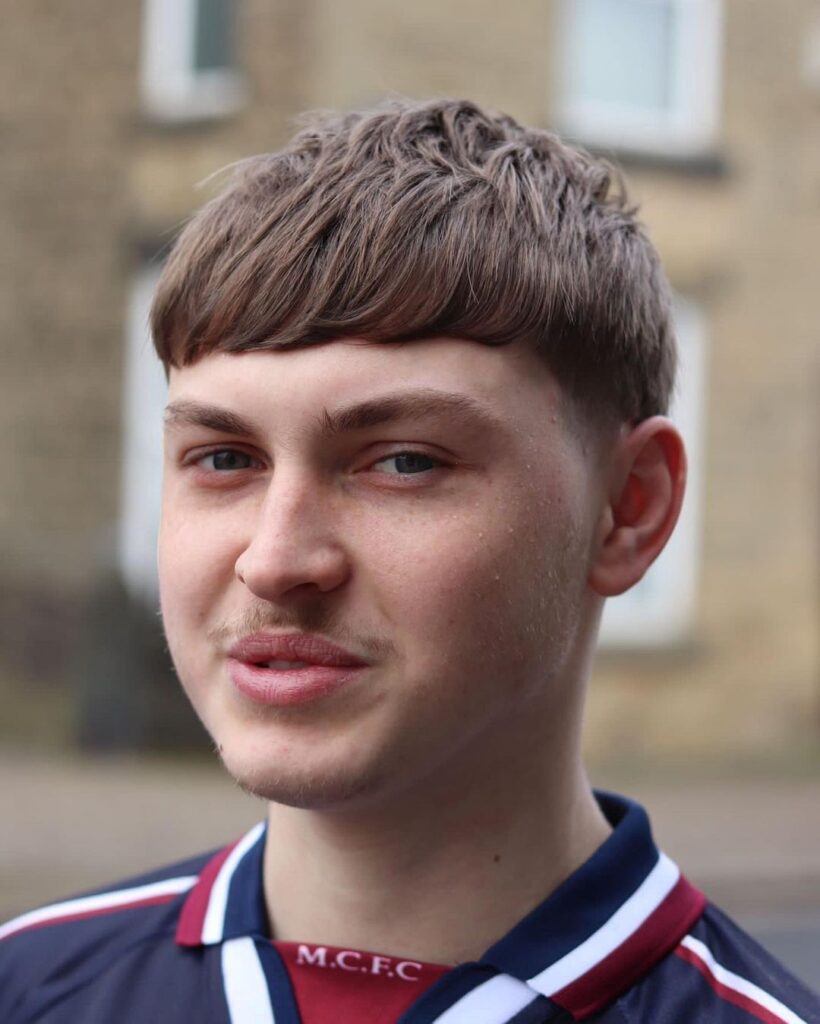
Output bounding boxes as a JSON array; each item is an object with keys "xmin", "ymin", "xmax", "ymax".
[{"xmin": 150, "ymin": 98, "xmax": 676, "ymax": 423}]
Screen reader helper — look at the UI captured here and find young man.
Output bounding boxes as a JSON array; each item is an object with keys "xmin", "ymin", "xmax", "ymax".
[{"xmin": 1, "ymin": 99, "xmax": 817, "ymax": 1023}]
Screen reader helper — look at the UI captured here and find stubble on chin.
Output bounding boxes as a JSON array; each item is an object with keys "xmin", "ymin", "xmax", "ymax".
[{"xmin": 216, "ymin": 736, "xmax": 384, "ymax": 812}]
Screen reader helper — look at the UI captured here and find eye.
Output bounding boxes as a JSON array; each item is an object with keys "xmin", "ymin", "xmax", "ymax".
[
  {"xmin": 197, "ymin": 449, "xmax": 257, "ymax": 472},
  {"xmin": 371, "ymin": 451, "xmax": 440, "ymax": 475}
]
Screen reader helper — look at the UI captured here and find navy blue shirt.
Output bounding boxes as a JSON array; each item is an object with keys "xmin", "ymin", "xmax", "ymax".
[{"xmin": 2, "ymin": 794, "xmax": 817, "ymax": 1022}]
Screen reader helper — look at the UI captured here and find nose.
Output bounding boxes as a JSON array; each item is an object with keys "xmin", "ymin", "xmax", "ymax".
[{"xmin": 234, "ymin": 470, "xmax": 350, "ymax": 602}]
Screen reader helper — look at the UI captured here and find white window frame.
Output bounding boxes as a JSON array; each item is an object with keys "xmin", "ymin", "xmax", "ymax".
[
  {"xmin": 554, "ymin": 0, "xmax": 724, "ymax": 157},
  {"xmin": 598, "ymin": 294, "xmax": 707, "ymax": 649},
  {"xmin": 119, "ymin": 266, "xmax": 167, "ymax": 604},
  {"xmin": 140, "ymin": 0, "xmax": 245, "ymax": 123}
]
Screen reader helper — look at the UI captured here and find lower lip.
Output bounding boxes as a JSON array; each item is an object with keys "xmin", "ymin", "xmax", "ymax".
[{"xmin": 226, "ymin": 658, "xmax": 365, "ymax": 707}]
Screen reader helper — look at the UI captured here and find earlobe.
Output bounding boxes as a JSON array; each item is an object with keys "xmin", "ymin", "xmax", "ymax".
[{"xmin": 588, "ymin": 418, "xmax": 686, "ymax": 598}]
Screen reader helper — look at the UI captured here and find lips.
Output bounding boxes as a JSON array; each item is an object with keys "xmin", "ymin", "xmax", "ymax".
[
  {"xmin": 226, "ymin": 633, "xmax": 369, "ymax": 707},
  {"xmin": 228, "ymin": 633, "xmax": 368, "ymax": 668}
]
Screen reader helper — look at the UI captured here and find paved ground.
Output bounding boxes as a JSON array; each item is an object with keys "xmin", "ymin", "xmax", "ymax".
[{"xmin": 2, "ymin": 749, "xmax": 818, "ymax": 989}]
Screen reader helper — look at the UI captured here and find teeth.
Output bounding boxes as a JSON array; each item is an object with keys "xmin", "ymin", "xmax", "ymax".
[{"xmin": 262, "ymin": 660, "xmax": 311, "ymax": 670}]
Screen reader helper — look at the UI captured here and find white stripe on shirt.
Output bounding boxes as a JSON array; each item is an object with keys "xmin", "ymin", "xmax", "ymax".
[
  {"xmin": 221, "ymin": 936, "xmax": 276, "ymax": 1024},
  {"xmin": 529, "ymin": 852, "xmax": 680, "ymax": 995},
  {"xmin": 431, "ymin": 973, "xmax": 540, "ymax": 1024},
  {"xmin": 201, "ymin": 822, "xmax": 265, "ymax": 944},
  {"xmin": 0, "ymin": 876, "xmax": 197, "ymax": 942},
  {"xmin": 680, "ymin": 935, "xmax": 808, "ymax": 1024}
]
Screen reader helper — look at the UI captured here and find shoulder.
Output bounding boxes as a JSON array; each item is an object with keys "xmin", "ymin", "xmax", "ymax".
[
  {"xmin": 602, "ymin": 902, "xmax": 820, "ymax": 1023},
  {"xmin": 0, "ymin": 849, "xmax": 215, "ymax": 1024},
  {"xmin": 675, "ymin": 905, "xmax": 819, "ymax": 1021}
]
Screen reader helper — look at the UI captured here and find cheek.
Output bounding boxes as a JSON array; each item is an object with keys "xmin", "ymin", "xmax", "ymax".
[
  {"xmin": 158, "ymin": 506, "xmax": 230, "ymax": 659},
  {"xmin": 370, "ymin": 490, "xmax": 587, "ymax": 693},
  {"xmin": 366, "ymin": 506, "xmax": 535, "ymax": 659}
]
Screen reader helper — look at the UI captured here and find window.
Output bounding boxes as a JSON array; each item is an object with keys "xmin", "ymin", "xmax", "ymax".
[
  {"xmin": 140, "ymin": 0, "xmax": 244, "ymax": 122},
  {"xmin": 119, "ymin": 266, "xmax": 167, "ymax": 602},
  {"xmin": 598, "ymin": 295, "xmax": 707, "ymax": 648},
  {"xmin": 554, "ymin": 0, "xmax": 723, "ymax": 156}
]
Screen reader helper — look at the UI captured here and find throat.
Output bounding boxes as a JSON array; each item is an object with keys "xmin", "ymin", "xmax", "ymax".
[{"xmin": 261, "ymin": 777, "xmax": 611, "ymax": 965}]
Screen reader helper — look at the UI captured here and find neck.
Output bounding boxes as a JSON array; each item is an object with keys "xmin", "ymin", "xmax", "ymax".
[{"xmin": 262, "ymin": 713, "xmax": 610, "ymax": 965}]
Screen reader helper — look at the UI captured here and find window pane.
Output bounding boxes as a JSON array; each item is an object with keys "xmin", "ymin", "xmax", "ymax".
[
  {"xmin": 566, "ymin": 0, "xmax": 677, "ymax": 113},
  {"xmin": 193, "ymin": 0, "xmax": 234, "ymax": 72}
]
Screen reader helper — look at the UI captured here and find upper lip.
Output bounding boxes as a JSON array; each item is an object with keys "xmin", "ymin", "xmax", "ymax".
[{"xmin": 227, "ymin": 632, "xmax": 369, "ymax": 667}]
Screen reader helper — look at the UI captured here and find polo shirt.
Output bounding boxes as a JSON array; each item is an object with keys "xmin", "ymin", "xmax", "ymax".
[{"xmin": 2, "ymin": 793, "xmax": 817, "ymax": 1023}]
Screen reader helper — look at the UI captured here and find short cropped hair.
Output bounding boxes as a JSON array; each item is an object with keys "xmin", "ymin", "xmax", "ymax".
[{"xmin": 151, "ymin": 98, "xmax": 675, "ymax": 422}]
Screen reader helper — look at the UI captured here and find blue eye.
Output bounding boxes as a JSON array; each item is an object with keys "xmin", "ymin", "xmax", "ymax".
[
  {"xmin": 202, "ymin": 450, "xmax": 254, "ymax": 471},
  {"xmin": 373, "ymin": 452, "xmax": 438, "ymax": 475}
]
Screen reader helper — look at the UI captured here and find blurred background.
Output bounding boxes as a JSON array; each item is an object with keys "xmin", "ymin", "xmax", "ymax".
[{"xmin": 1, "ymin": 0, "xmax": 818, "ymax": 985}]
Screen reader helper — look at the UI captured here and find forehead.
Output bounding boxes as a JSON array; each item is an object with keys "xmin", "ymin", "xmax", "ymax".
[{"xmin": 165, "ymin": 338, "xmax": 566, "ymax": 437}]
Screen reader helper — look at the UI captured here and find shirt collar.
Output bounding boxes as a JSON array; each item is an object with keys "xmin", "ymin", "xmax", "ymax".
[
  {"xmin": 176, "ymin": 821, "xmax": 268, "ymax": 946},
  {"xmin": 480, "ymin": 792, "xmax": 706, "ymax": 1017},
  {"xmin": 175, "ymin": 793, "xmax": 705, "ymax": 1019}
]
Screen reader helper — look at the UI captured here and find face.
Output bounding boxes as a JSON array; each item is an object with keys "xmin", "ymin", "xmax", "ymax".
[{"xmin": 159, "ymin": 339, "xmax": 606, "ymax": 811}]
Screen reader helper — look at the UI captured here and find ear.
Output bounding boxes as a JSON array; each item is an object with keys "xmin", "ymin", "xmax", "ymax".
[{"xmin": 588, "ymin": 417, "xmax": 687, "ymax": 598}]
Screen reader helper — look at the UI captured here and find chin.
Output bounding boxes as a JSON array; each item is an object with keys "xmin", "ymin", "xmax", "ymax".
[{"xmin": 216, "ymin": 734, "xmax": 387, "ymax": 812}]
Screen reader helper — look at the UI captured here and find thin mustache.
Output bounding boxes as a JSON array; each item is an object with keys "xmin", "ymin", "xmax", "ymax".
[{"xmin": 207, "ymin": 604, "xmax": 394, "ymax": 660}]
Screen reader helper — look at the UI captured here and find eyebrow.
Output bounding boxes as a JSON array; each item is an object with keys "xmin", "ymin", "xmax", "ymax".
[
  {"xmin": 318, "ymin": 390, "xmax": 503, "ymax": 436},
  {"xmin": 163, "ymin": 389, "xmax": 504, "ymax": 440},
  {"xmin": 164, "ymin": 401, "xmax": 258, "ymax": 438}
]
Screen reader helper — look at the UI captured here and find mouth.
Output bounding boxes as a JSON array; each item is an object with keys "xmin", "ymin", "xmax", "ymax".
[
  {"xmin": 226, "ymin": 633, "xmax": 369, "ymax": 707},
  {"xmin": 257, "ymin": 660, "xmax": 311, "ymax": 670}
]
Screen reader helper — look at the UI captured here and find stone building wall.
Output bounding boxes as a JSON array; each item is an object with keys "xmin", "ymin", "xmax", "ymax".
[
  {"xmin": 1, "ymin": 0, "xmax": 817, "ymax": 765},
  {"xmin": 0, "ymin": 2, "xmax": 142, "ymax": 728},
  {"xmin": 587, "ymin": 0, "xmax": 819, "ymax": 766}
]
